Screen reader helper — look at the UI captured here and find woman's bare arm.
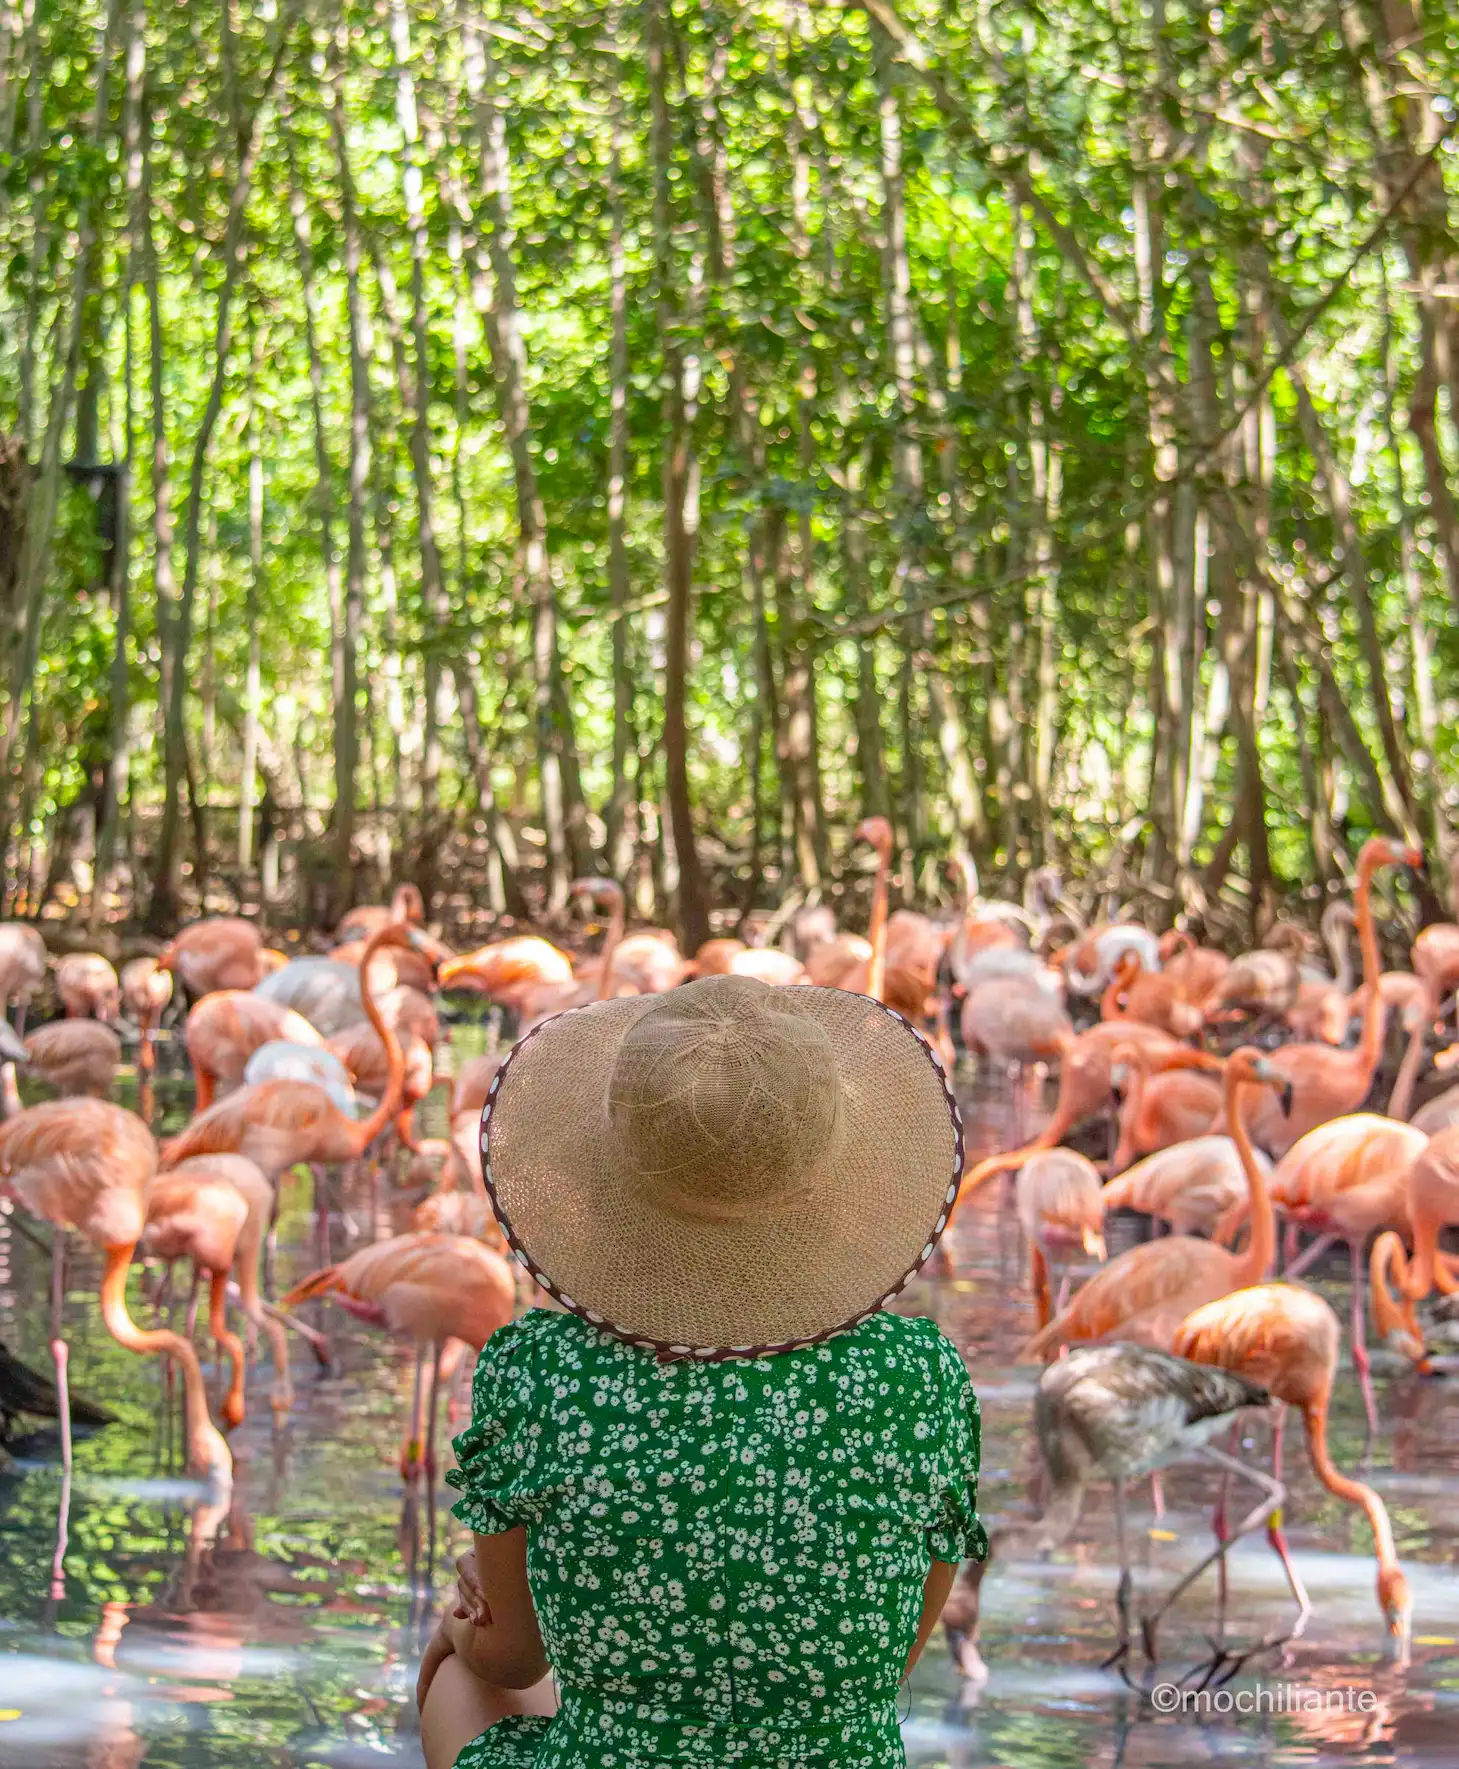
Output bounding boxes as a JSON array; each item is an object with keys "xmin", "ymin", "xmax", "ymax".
[
  {"xmin": 904, "ymin": 1559, "xmax": 958, "ymax": 1674},
  {"xmin": 432, "ymin": 1529, "xmax": 549, "ymax": 1694}
]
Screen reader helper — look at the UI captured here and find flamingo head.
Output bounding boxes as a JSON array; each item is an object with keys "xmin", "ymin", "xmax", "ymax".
[
  {"xmin": 1229, "ymin": 1048, "xmax": 1292, "ymax": 1115},
  {"xmin": 391, "ymin": 883, "xmax": 426, "ymax": 923},
  {"xmin": 1359, "ymin": 836, "xmax": 1421, "ymax": 876},
  {"xmin": 569, "ymin": 877, "xmax": 623, "ymax": 915},
  {"xmin": 854, "ymin": 815, "xmax": 894, "ymax": 855},
  {"xmin": 1379, "ymin": 1565, "xmax": 1412, "ymax": 1664}
]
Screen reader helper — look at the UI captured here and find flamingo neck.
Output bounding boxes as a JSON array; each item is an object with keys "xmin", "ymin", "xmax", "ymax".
[
  {"xmin": 1326, "ymin": 912, "xmax": 1355, "ymax": 995},
  {"xmin": 865, "ymin": 843, "xmax": 891, "ymax": 1004},
  {"xmin": 1353, "ymin": 859, "xmax": 1387, "ymax": 1079},
  {"xmin": 1112, "ymin": 1051, "xmax": 1145, "ymax": 1171},
  {"xmin": 350, "ymin": 929, "xmax": 407, "ymax": 1154},
  {"xmin": 999, "ymin": 1479, "xmax": 1084, "ymax": 1560},
  {"xmin": 100, "ymin": 1245, "xmax": 232, "ymax": 1484},
  {"xmin": 1302, "ymin": 1399, "xmax": 1399, "ymax": 1571},
  {"xmin": 596, "ymin": 887, "xmax": 627, "ymax": 1002},
  {"xmin": 1229, "ymin": 1077, "xmax": 1275, "ymax": 1286},
  {"xmin": 1387, "ymin": 996, "xmax": 1431, "ymax": 1121},
  {"xmin": 1404, "ymin": 1210, "xmax": 1441, "ymax": 1300},
  {"xmin": 1160, "ymin": 1047, "xmax": 1223, "ymax": 1076},
  {"xmin": 1100, "ymin": 966, "xmax": 1128, "ymax": 1022}
]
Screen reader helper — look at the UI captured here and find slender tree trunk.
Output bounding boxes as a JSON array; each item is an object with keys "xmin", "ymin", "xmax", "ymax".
[
  {"xmin": 1, "ymin": 0, "xmax": 123, "ymax": 821},
  {"xmin": 148, "ymin": 0, "xmax": 301, "ymax": 929},
  {"xmin": 240, "ymin": 408, "xmax": 262, "ymax": 875},
  {"xmin": 286, "ymin": 148, "xmax": 358, "ymax": 913},
  {"xmin": 1339, "ymin": 0, "xmax": 1459, "ymax": 616},
  {"xmin": 88, "ymin": 0, "xmax": 147, "ymax": 933},
  {"xmin": 328, "ymin": 44, "xmax": 367, "ymax": 900},
  {"xmin": 1280, "ymin": 351, "xmax": 1419, "ymax": 839},
  {"xmin": 461, "ymin": 17, "xmax": 592, "ymax": 904},
  {"xmin": 387, "ymin": 0, "xmax": 449, "ymax": 901},
  {"xmin": 604, "ymin": 115, "xmax": 635, "ymax": 882},
  {"xmin": 0, "ymin": 0, "xmax": 33, "ymax": 161},
  {"xmin": 646, "ymin": 0, "xmax": 709, "ymax": 949}
]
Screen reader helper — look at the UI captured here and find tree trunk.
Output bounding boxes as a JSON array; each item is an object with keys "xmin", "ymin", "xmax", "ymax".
[
  {"xmin": 328, "ymin": 41, "xmax": 367, "ymax": 901},
  {"xmin": 646, "ymin": 0, "xmax": 709, "ymax": 950},
  {"xmin": 285, "ymin": 154, "xmax": 354, "ymax": 913},
  {"xmin": 387, "ymin": 0, "xmax": 449, "ymax": 902},
  {"xmin": 1, "ymin": 0, "xmax": 123, "ymax": 820},
  {"xmin": 461, "ymin": 18, "xmax": 593, "ymax": 906},
  {"xmin": 604, "ymin": 114, "xmax": 635, "ymax": 882},
  {"xmin": 88, "ymin": 0, "xmax": 146, "ymax": 934},
  {"xmin": 1281, "ymin": 352, "xmax": 1419, "ymax": 839},
  {"xmin": 148, "ymin": 0, "xmax": 301, "ymax": 929},
  {"xmin": 240, "ymin": 405, "xmax": 263, "ymax": 875}
]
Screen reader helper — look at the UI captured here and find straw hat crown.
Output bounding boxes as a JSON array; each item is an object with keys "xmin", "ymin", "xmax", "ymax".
[
  {"xmin": 482, "ymin": 973, "xmax": 962, "ymax": 1356},
  {"xmin": 608, "ymin": 977, "xmax": 843, "ymax": 1222}
]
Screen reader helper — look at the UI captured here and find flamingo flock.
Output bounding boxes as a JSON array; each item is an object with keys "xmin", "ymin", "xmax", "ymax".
[{"xmin": 0, "ymin": 827, "xmax": 1455, "ymax": 1667}]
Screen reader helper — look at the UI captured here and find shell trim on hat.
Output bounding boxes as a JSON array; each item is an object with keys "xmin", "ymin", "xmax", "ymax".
[{"xmin": 479, "ymin": 992, "xmax": 965, "ymax": 1362}]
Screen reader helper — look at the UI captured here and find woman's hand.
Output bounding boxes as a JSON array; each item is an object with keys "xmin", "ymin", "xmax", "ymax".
[
  {"xmin": 416, "ymin": 1618, "xmax": 456, "ymax": 1714},
  {"xmin": 453, "ymin": 1550, "xmax": 491, "ymax": 1627}
]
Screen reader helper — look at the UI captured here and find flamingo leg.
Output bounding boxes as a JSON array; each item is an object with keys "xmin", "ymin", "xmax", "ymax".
[
  {"xmin": 49, "ymin": 1231, "xmax": 72, "ymax": 1601},
  {"xmin": 1103, "ymin": 1477, "xmax": 1133, "ymax": 1669},
  {"xmin": 1283, "ymin": 1232, "xmax": 1337, "ymax": 1281},
  {"xmin": 311, "ymin": 1165, "xmax": 331, "ymax": 1268},
  {"xmin": 401, "ymin": 1345, "xmax": 427, "ymax": 1480},
  {"xmin": 1029, "ymin": 1242, "xmax": 1052, "ymax": 1330},
  {"xmin": 1141, "ymin": 1444, "xmax": 1285, "ymax": 1659},
  {"xmin": 1210, "ymin": 1429, "xmax": 1235, "ymax": 1613},
  {"xmin": 425, "ymin": 1337, "xmax": 445, "ymax": 1480},
  {"xmin": 232, "ymin": 1286, "xmax": 331, "ymax": 1365},
  {"xmin": 1349, "ymin": 1240, "xmax": 1378, "ymax": 1436},
  {"xmin": 209, "ymin": 1270, "xmax": 247, "ymax": 1431},
  {"xmin": 1149, "ymin": 1471, "xmax": 1165, "ymax": 1520},
  {"xmin": 1263, "ymin": 1407, "xmax": 1313, "ymax": 1635},
  {"xmin": 441, "ymin": 1338, "xmax": 468, "ymax": 1427}
]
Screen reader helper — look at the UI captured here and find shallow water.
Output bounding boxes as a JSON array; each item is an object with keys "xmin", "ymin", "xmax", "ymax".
[{"xmin": 2, "ymin": 1042, "xmax": 1458, "ymax": 1767}]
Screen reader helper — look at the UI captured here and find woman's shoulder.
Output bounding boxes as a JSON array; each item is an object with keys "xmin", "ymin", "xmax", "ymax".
[
  {"xmin": 483, "ymin": 1305, "xmax": 588, "ymax": 1353},
  {"xmin": 837, "ymin": 1309, "xmax": 971, "ymax": 1379},
  {"xmin": 478, "ymin": 1305, "xmax": 623, "ymax": 1374}
]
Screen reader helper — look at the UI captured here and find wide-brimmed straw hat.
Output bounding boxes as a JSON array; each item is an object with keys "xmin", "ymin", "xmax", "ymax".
[{"xmin": 480, "ymin": 974, "xmax": 963, "ymax": 1359}]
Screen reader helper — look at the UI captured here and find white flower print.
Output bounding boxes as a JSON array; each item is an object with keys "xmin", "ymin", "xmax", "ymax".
[{"xmin": 446, "ymin": 1308, "xmax": 985, "ymax": 1769}]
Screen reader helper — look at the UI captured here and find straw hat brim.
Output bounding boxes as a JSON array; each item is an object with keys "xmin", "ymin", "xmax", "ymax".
[{"xmin": 480, "ymin": 986, "xmax": 963, "ymax": 1358}]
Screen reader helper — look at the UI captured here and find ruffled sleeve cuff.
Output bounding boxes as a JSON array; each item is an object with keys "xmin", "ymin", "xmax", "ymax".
[{"xmin": 445, "ymin": 1314, "xmax": 540, "ymax": 1535}]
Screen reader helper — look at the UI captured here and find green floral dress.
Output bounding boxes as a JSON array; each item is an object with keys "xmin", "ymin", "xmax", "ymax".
[{"xmin": 445, "ymin": 1306, "xmax": 986, "ymax": 1769}]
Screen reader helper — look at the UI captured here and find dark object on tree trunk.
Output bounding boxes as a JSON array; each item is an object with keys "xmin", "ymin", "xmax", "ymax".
[
  {"xmin": 0, "ymin": 1339, "xmax": 116, "ymax": 1439},
  {"xmin": 63, "ymin": 459, "xmax": 123, "ymax": 588},
  {"xmin": 0, "ymin": 435, "xmax": 29, "ymax": 688}
]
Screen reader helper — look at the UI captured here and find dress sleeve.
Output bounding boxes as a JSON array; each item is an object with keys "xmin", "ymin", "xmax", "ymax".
[
  {"xmin": 445, "ymin": 1315, "xmax": 541, "ymax": 1536},
  {"xmin": 924, "ymin": 1328, "xmax": 989, "ymax": 1565}
]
